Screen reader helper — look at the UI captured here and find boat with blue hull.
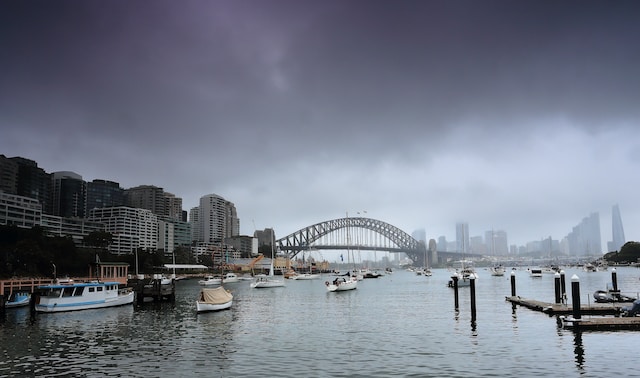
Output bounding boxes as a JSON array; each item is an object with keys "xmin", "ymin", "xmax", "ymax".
[
  {"xmin": 35, "ymin": 280, "xmax": 134, "ymax": 313},
  {"xmin": 5, "ymin": 292, "xmax": 31, "ymax": 308}
]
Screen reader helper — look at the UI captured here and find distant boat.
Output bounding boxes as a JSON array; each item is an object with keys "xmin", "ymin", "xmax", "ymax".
[
  {"xmin": 448, "ymin": 260, "xmax": 478, "ymax": 287},
  {"xmin": 529, "ymin": 268, "xmax": 543, "ymax": 278},
  {"xmin": 250, "ymin": 243, "xmax": 285, "ymax": 288},
  {"xmin": 325, "ymin": 274, "xmax": 357, "ymax": 292},
  {"xmin": 291, "ymin": 272, "xmax": 320, "ymax": 280},
  {"xmin": 221, "ymin": 272, "xmax": 240, "ymax": 283},
  {"xmin": 35, "ymin": 281, "xmax": 134, "ymax": 313},
  {"xmin": 490, "ymin": 265, "xmax": 505, "ymax": 276},
  {"xmin": 196, "ymin": 286, "xmax": 233, "ymax": 313},
  {"xmin": 199, "ymin": 275, "xmax": 222, "ymax": 286},
  {"xmin": 5, "ymin": 292, "xmax": 30, "ymax": 308}
]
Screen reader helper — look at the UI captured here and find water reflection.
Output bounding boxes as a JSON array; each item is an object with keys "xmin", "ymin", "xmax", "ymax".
[{"xmin": 573, "ymin": 331, "xmax": 585, "ymax": 371}]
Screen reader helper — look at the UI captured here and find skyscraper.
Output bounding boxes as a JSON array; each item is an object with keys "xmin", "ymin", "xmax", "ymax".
[
  {"xmin": 456, "ymin": 222, "xmax": 469, "ymax": 254},
  {"xmin": 609, "ymin": 204, "xmax": 626, "ymax": 252}
]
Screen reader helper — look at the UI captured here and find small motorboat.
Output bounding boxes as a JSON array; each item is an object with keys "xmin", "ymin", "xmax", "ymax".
[
  {"xmin": 5, "ymin": 292, "xmax": 31, "ymax": 308},
  {"xmin": 198, "ymin": 275, "xmax": 222, "ymax": 286}
]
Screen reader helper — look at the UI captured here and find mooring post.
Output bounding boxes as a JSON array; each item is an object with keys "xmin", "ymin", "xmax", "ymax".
[
  {"xmin": 560, "ymin": 270, "xmax": 567, "ymax": 304},
  {"xmin": 510, "ymin": 271, "xmax": 516, "ymax": 297},
  {"xmin": 0, "ymin": 294, "xmax": 5, "ymax": 315},
  {"xmin": 470, "ymin": 276, "xmax": 477, "ymax": 322},
  {"xmin": 554, "ymin": 272, "xmax": 561, "ymax": 304},
  {"xmin": 571, "ymin": 274, "xmax": 581, "ymax": 320},
  {"xmin": 611, "ymin": 268, "xmax": 618, "ymax": 292},
  {"xmin": 453, "ymin": 276, "xmax": 459, "ymax": 310}
]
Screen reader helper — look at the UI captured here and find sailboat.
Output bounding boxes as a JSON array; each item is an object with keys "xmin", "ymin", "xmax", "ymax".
[
  {"xmin": 250, "ymin": 242, "xmax": 285, "ymax": 288},
  {"xmin": 489, "ymin": 230, "xmax": 505, "ymax": 276},
  {"xmin": 326, "ymin": 213, "xmax": 358, "ymax": 292},
  {"xmin": 291, "ymin": 250, "xmax": 320, "ymax": 280}
]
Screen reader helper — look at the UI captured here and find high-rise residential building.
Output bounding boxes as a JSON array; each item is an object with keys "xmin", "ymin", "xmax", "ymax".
[
  {"xmin": 0, "ymin": 191, "xmax": 42, "ymax": 228},
  {"xmin": 609, "ymin": 204, "xmax": 626, "ymax": 252},
  {"xmin": 195, "ymin": 194, "xmax": 239, "ymax": 244},
  {"xmin": 456, "ymin": 222, "xmax": 469, "ymax": 254},
  {"xmin": 189, "ymin": 206, "xmax": 201, "ymax": 242},
  {"xmin": 164, "ymin": 192, "xmax": 183, "ymax": 221},
  {"xmin": 87, "ymin": 179, "xmax": 125, "ymax": 211},
  {"xmin": 40, "ymin": 214, "xmax": 104, "ymax": 246},
  {"xmin": 1, "ymin": 156, "xmax": 52, "ymax": 214},
  {"xmin": 0, "ymin": 155, "xmax": 19, "ymax": 194},
  {"xmin": 125, "ymin": 185, "xmax": 165, "ymax": 215},
  {"xmin": 125, "ymin": 185, "xmax": 183, "ymax": 221},
  {"xmin": 88, "ymin": 206, "xmax": 158, "ymax": 255},
  {"xmin": 51, "ymin": 171, "xmax": 86, "ymax": 218}
]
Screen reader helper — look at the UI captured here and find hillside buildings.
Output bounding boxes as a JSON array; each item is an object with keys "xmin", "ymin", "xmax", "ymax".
[{"xmin": 0, "ymin": 154, "xmax": 254, "ymax": 263}]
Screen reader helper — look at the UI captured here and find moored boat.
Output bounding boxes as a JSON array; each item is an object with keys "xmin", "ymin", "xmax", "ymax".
[
  {"xmin": 325, "ymin": 275, "xmax": 357, "ymax": 292},
  {"xmin": 529, "ymin": 268, "xmax": 543, "ymax": 278},
  {"xmin": 250, "ymin": 274, "xmax": 286, "ymax": 288},
  {"xmin": 221, "ymin": 272, "xmax": 240, "ymax": 283},
  {"xmin": 199, "ymin": 275, "xmax": 222, "ymax": 286},
  {"xmin": 490, "ymin": 265, "xmax": 505, "ymax": 276},
  {"xmin": 448, "ymin": 260, "xmax": 478, "ymax": 287},
  {"xmin": 196, "ymin": 286, "xmax": 233, "ymax": 313},
  {"xmin": 35, "ymin": 281, "xmax": 134, "ymax": 313},
  {"xmin": 291, "ymin": 273, "xmax": 320, "ymax": 280},
  {"xmin": 5, "ymin": 292, "xmax": 30, "ymax": 308}
]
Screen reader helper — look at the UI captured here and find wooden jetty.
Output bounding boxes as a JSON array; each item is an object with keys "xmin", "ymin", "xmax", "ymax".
[
  {"xmin": 505, "ymin": 296, "xmax": 629, "ymax": 316},
  {"xmin": 128, "ymin": 276, "xmax": 176, "ymax": 303},
  {"xmin": 559, "ymin": 316, "xmax": 640, "ymax": 330}
]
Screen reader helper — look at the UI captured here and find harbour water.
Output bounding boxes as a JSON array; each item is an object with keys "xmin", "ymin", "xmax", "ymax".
[{"xmin": 2, "ymin": 267, "xmax": 640, "ymax": 377}]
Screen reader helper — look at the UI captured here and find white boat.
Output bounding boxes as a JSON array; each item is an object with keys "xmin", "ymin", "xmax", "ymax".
[
  {"xmin": 490, "ymin": 265, "xmax": 505, "ymax": 276},
  {"xmin": 35, "ymin": 281, "xmax": 134, "ymax": 313},
  {"xmin": 423, "ymin": 268, "xmax": 433, "ymax": 277},
  {"xmin": 5, "ymin": 292, "xmax": 30, "ymax": 308},
  {"xmin": 290, "ymin": 273, "xmax": 320, "ymax": 280},
  {"xmin": 196, "ymin": 286, "xmax": 233, "ymax": 313},
  {"xmin": 199, "ymin": 275, "xmax": 222, "ymax": 286},
  {"xmin": 250, "ymin": 274, "xmax": 286, "ymax": 288},
  {"xmin": 221, "ymin": 272, "xmax": 240, "ymax": 283},
  {"xmin": 448, "ymin": 261, "xmax": 478, "ymax": 287},
  {"xmin": 250, "ymin": 243, "xmax": 285, "ymax": 288},
  {"xmin": 529, "ymin": 268, "xmax": 543, "ymax": 277},
  {"xmin": 583, "ymin": 263, "xmax": 597, "ymax": 272},
  {"xmin": 325, "ymin": 275, "xmax": 358, "ymax": 292}
]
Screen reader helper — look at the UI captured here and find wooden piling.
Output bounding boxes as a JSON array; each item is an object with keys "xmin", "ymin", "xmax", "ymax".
[
  {"xmin": 470, "ymin": 276, "xmax": 476, "ymax": 321},
  {"xmin": 571, "ymin": 274, "xmax": 581, "ymax": 320},
  {"xmin": 510, "ymin": 271, "xmax": 516, "ymax": 297},
  {"xmin": 554, "ymin": 272, "xmax": 561, "ymax": 304},
  {"xmin": 560, "ymin": 270, "xmax": 566, "ymax": 304},
  {"xmin": 612, "ymin": 268, "xmax": 618, "ymax": 292},
  {"xmin": 453, "ymin": 276, "xmax": 459, "ymax": 310}
]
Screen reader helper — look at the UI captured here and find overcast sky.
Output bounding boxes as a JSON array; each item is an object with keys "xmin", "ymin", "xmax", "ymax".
[{"xmin": 1, "ymin": 1, "xmax": 639, "ymax": 252}]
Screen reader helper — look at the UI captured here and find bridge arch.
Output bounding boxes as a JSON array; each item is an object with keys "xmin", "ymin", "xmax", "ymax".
[{"xmin": 276, "ymin": 217, "xmax": 428, "ymax": 265}]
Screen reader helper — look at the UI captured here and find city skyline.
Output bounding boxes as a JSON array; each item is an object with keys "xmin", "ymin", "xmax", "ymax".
[
  {"xmin": 2, "ymin": 151, "xmax": 626, "ymax": 255},
  {"xmin": 1, "ymin": 2, "xmax": 639, "ymax": 250}
]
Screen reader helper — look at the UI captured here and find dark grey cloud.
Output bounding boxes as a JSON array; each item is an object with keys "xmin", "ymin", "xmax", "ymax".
[{"xmin": 1, "ymin": 0, "xmax": 639, "ymax": 248}]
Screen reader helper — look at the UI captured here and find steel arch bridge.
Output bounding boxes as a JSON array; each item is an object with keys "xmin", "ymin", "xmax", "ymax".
[{"xmin": 276, "ymin": 217, "xmax": 429, "ymax": 266}]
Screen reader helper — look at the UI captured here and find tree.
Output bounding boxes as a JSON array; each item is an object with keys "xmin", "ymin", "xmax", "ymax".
[
  {"xmin": 603, "ymin": 241, "xmax": 640, "ymax": 263},
  {"xmin": 83, "ymin": 231, "xmax": 113, "ymax": 250}
]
